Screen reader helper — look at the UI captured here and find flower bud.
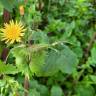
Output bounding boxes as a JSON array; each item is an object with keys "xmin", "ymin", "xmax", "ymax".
[{"xmin": 19, "ymin": 5, "xmax": 24, "ymax": 16}]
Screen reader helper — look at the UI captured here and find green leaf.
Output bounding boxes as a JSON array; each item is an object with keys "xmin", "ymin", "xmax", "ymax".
[
  {"xmin": 45, "ymin": 19, "xmax": 65, "ymax": 33},
  {"xmin": 31, "ymin": 31, "xmax": 49, "ymax": 44},
  {"xmin": 29, "ymin": 89, "xmax": 41, "ymax": 96},
  {"xmin": 59, "ymin": 45, "xmax": 78, "ymax": 74},
  {"xmin": 42, "ymin": 45, "xmax": 78, "ymax": 76},
  {"xmin": 0, "ymin": 0, "xmax": 17, "ymax": 12},
  {"xmin": 41, "ymin": 50, "xmax": 60, "ymax": 76},
  {"xmin": 0, "ymin": 60, "xmax": 19, "ymax": 74},
  {"xmin": 63, "ymin": 21, "xmax": 75, "ymax": 38},
  {"xmin": 38, "ymin": 85, "xmax": 49, "ymax": 96},
  {"xmin": 87, "ymin": 44, "xmax": 96, "ymax": 66},
  {"xmin": 90, "ymin": 45, "xmax": 96, "ymax": 64},
  {"xmin": 29, "ymin": 50, "xmax": 46, "ymax": 75},
  {"xmin": 76, "ymin": 84, "xmax": 95, "ymax": 96},
  {"xmin": 51, "ymin": 85, "xmax": 63, "ymax": 96},
  {"xmin": 12, "ymin": 47, "xmax": 29, "ymax": 74},
  {"xmin": 30, "ymin": 80, "xmax": 49, "ymax": 96},
  {"xmin": 88, "ymin": 75, "xmax": 96, "ymax": 84},
  {"xmin": 0, "ymin": 80, "xmax": 6, "ymax": 87}
]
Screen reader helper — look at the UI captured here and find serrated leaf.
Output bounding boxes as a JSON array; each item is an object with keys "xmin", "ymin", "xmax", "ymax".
[
  {"xmin": 42, "ymin": 45, "xmax": 78, "ymax": 76},
  {"xmin": 11, "ymin": 47, "xmax": 29, "ymax": 73},
  {"xmin": 59, "ymin": 45, "xmax": 78, "ymax": 74},
  {"xmin": 0, "ymin": 60, "xmax": 19, "ymax": 74},
  {"xmin": 41, "ymin": 50, "xmax": 60, "ymax": 76}
]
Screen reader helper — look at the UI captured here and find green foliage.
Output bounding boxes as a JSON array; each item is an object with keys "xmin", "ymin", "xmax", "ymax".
[
  {"xmin": 0, "ymin": 60, "xmax": 19, "ymax": 74},
  {"xmin": 29, "ymin": 50, "xmax": 46, "ymax": 75},
  {"xmin": 76, "ymin": 84, "xmax": 95, "ymax": 96},
  {"xmin": 41, "ymin": 45, "xmax": 78, "ymax": 76},
  {"xmin": 87, "ymin": 44, "xmax": 96, "ymax": 66},
  {"xmin": 51, "ymin": 85, "xmax": 63, "ymax": 96},
  {"xmin": 0, "ymin": 0, "xmax": 17, "ymax": 12},
  {"xmin": 11, "ymin": 46, "xmax": 29, "ymax": 74},
  {"xmin": 0, "ymin": 0, "xmax": 96, "ymax": 95}
]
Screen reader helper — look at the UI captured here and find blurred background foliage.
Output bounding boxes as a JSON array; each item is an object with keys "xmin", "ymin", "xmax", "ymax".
[{"xmin": 0, "ymin": 0, "xmax": 96, "ymax": 96}]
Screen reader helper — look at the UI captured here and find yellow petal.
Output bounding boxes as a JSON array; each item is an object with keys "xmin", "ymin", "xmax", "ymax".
[
  {"xmin": 10, "ymin": 39, "xmax": 15, "ymax": 44},
  {"xmin": 0, "ymin": 28, "xmax": 5, "ymax": 32},
  {"xmin": 5, "ymin": 39, "xmax": 10, "ymax": 43},
  {"xmin": 16, "ymin": 37, "xmax": 21, "ymax": 42},
  {"xmin": 0, "ymin": 20, "xmax": 26, "ymax": 44},
  {"xmin": 20, "ymin": 33, "xmax": 25, "ymax": 36}
]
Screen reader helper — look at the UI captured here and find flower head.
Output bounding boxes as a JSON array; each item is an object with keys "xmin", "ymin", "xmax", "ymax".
[{"xmin": 0, "ymin": 20, "xmax": 26, "ymax": 44}]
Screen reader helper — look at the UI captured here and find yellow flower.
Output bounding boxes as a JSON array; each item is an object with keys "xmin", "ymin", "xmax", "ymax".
[{"xmin": 0, "ymin": 20, "xmax": 26, "ymax": 44}]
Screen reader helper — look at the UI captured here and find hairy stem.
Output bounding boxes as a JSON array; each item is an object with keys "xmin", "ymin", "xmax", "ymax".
[{"xmin": 24, "ymin": 74, "xmax": 29, "ymax": 96}]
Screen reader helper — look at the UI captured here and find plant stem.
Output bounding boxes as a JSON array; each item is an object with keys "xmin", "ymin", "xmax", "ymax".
[
  {"xmin": 85, "ymin": 32, "xmax": 96, "ymax": 58},
  {"xmin": 24, "ymin": 74, "xmax": 29, "ymax": 96},
  {"xmin": 1, "ymin": 9, "xmax": 10, "ymax": 61}
]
